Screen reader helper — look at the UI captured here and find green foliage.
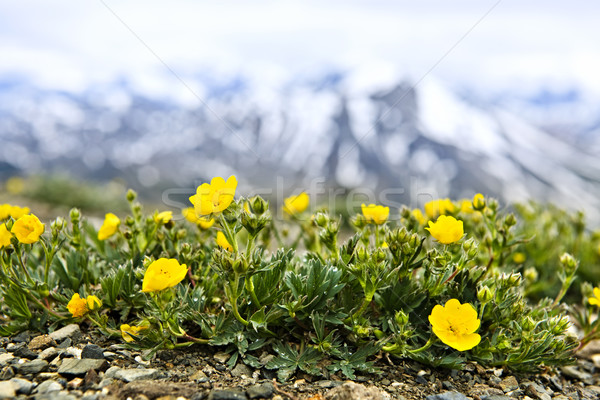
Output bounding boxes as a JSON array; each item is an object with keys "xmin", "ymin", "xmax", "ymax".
[{"xmin": 1, "ymin": 189, "xmax": 596, "ymax": 381}]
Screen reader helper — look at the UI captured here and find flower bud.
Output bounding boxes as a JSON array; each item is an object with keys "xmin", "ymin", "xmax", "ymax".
[
  {"xmin": 374, "ymin": 248, "xmax": 386, "ymax": 263},
  {"xmin": 86, "ymin": 295, "xmax": 102, "ymax": 311},
  {"xmin": 351, "ymin": 214, "xmax": 367, "ymax": 229},
  {"xmin": 180, "ymin": 243, "xmax": 191, "ymax": 255},
  {"xmin": 504, "ymin": 213, "xmax": 517, "ymax": 227},
  {"xmin": 508, "ymin": 272, "xmax": 522, "ymax": 287},
  {"xmin": 251, "ymin": 196, "xmax": 268, "ymax": 215},
  {"xmin": 522, "ymin": 316, "xmax": 535, "ymax": 331},
  {"xmin": 356, "ymin": 247, "xmax": 368, "ymax": 262},
  {"xmin": 395, "ymin": 310, "xmax": 409, "ymax": 326},
  {"xmin": 123, "ymin": 231, "xmax": 133, "ymax": 239},
  {"xmin": 524, "ymin": 267, "xmax": 538, "ymax": 282},
  {"xmin": 126, "ymin": 189, "xmax": 137, "ymax": 202},
  {"xmin": 399, "ymin": 206, "xmax": 411, "ymax": 219},
  {"xmin": 472, "ymin": 193, "xmax": 486, "ymax": 211},
  {"xmin": 176, "ymin": 229, "xmax": 187, "ymax": 240},
  {"xmin": 477, "ymin": 286, "xmax": 493, "ymax": 304},
  {"xmin": 559, "ymin": 252, "xmax": 578, "ymax": 275},
  {"xmin": 125, "ymin": 216, "xmax": 135, "ymax": 227},
  {"xmin": 462, "ymin": 238, "xmax": 476, "ymax": 252},
  {"xmin": 69, "ymin": 208, "xmax": 81, "ymax": 223},
  {"xmin": 409, "ymin": 233, "xmax": 420, "ymax": 248},
  {"xmin": 314, "ymin": 212, "xmax": 329, "ymax": 228}
]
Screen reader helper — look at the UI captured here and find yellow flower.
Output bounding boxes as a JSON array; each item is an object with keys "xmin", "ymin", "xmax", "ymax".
[
  {"xmin": 361, "ymin": 204, "xmax": 389, "ymax": 225},
  {"xmin": 0, "ymin": 223, "xmax": 12, "ymax": 248},
  {"xmin": 283, "ymin": 192, "xmax": 310, "ymax": 216},
  {"xmin": 189, "ymin": 176, "xmax": 237, "ymax": 216},
  {"xmin": 142, "ymin": 258, "xmax": 188, "ymax": 293},
  {"xmin": 0, "ymin": 204, "xmax": 10, "ymax": 220},
  {"xmin": 5, "ymin": 177, "xmax": 25, "ymax": 194},
  {"xmin": 98, "ymin": 213, "xmax": 120, "ymax": 240},
  {"xmin": 460, "ymin": 200, "xmax": 474, "ymax": 214},
  {"xmin": 472, "ymin": 193, "xmax": 486, "ymax": 211},
  {"xmin": 426, "ymin": 215, "xmax": 464, "ymax": 244},
  {"xmin": 182, "ymin": 208, "xmax": 215, "ymax": 229},
  {"xmin": 154, "ymin": 211, "xmax": 173, "ymax": 224},
  {"xmin": 589, "ymin": 287, "xmax": 600, "ymax": 306},
  {"xmin": 429, "ymin": 298, "xmax": 481, "ymax": 351},
  {"xmin": 120, "ymin": 323, "xmax": 149, "ymax": 343},
  {"xmin": 9, "ymin": 206, "xmax": 30, "ymax": 220},
  {"xmin": 513, "ymin": 252, "xmax": 526, "ymax": 264},
  {"xmin": 216, "ymin": 231, "xmax": 233, "ymax": 252},
  {"xmin": 424, "ymin": 198, "xmax": 455, "ymax": 219},
  {"xmin": 67, "ymin": 293, "xmax": 88, "ymax": 318},
  {"xmin": 412, "ymin": 209, "xmax": 426, "ymax": 225},
  {"xmin": 11, "ymin": 214, "xmax": 45, "ymax": 244},
  {"xmin": 86, "ymin": 295, "xmax": 102, "ymax": 311}
]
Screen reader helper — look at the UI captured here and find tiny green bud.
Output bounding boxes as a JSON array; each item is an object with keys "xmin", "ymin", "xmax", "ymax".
[
  {"xmin": 251, "ymin": 196, "xmax": 268, "ymax": 215},
  {"xmin": 508, "ymin": 272, "xmax": 522, "ymax": 287},
  {"xmin": 123, "ymin": 231, "xmax": 133, "ymax": 239},
  {"xmin": 314, "ymin": 212, "xmax": 329, "ymax": 228},
  {"xmin": 132, "ymin": 203, "xmax": 142, "ymax": 215},
  {"xmin": 351, "ymin": 214, "xmax": 367, "ymax": 229},
  {"xmin": 522, "ymin": 316, "xmax": 535, "ymax": 331},
  {"xmin": 559, "ymin": 252, "xmax": 578, "ymax": 275},
  {"xmin": 176, "ymin": 229, "xmax": 187, "ymax": 240},
  {"xmin": 504, "ymin": 213, "xmax": 517, "ymax": 227},
  {"xmin": 395, "ymin": 310, "xmax": 409, "ymax": 326},
  {"xmin": 180, "ymin": 243, "xmax": 191, "ymax": 255},
  {"xmin": 125, "ymin": 216, "xmax": 135, "ymax": 227},
  {"xmin": 126, "ymin": 189, "xmax": 137, "ymax": 202},
  {"xmin": 356, "ymin": 247, "xmax": 368, "ymax": 262},
  {"xmin": 399, "ymin": 206, "xmax": 411, "ymax": 219},
  {"xmin": 477, "ymin": 286, "xmax": 493, "ymax": 304},
  {"xmin": 409, "ymin": 233, "xmax": 420, "ymax": 248},
  {"xmin": 374, "ymin": 248, "xmax": 386, "ymax": 263},
  {"xmin": 524, "ymin": 267, "xmax": 538, "ymax": 282},
  {"xmin": 69, "ymin": 208, "xmax": 81, "ymax": 223},
  {"xmin": 462, "ymin": 238, "xmax": 476, "ymax": 252},
  {"xmin": 374, "ymin": 329, "xmax": 384, "ymax": 340}
]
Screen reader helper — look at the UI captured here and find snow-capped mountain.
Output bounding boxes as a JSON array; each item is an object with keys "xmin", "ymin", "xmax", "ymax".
[{"xmin": 0, "ymin": 73, "xmax": 598, "ymax": 221}]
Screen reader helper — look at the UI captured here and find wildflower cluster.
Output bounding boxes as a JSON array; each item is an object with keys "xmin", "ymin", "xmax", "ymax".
[{"xmin": 0, "ymin": 181, "xmax": 594, "ymax": 380}]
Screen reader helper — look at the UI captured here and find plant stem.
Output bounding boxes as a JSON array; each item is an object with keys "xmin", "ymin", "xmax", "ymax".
[
  {"xmin": 14, "ymin": 244, "xmax": 33, "ymax": 284},
  {"xmin": 345, "ymin": 292, "xmax": 373, "ymax": 323},
  {"xmin": 231, "ymin": 295, "xmax": 249, "ymax": 326},
  {"xmin": 245, "ymin": 276, "xmax": 261, "ymax": 309},
  {"xmin": 408, "ymin": 336, "xmax": 435, "ymax": 354},
  {"xmin": 221, "ymin": 218, "xmax": 239, "ymax": 253}
]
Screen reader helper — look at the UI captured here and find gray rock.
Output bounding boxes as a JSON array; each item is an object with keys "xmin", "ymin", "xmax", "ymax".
[
  {"xmin": 56, "ymin": 338, "xmax": 71, "ymax": 349},
  {"xmin": 189, "ymin": 369, "xmax": 209, "ymax": 383},
  {"xmin": 481, "ymin": 396, "xmax": 512, "ymax": 400},
  {"xmin": 426, "ymin": 392, "xmax": 469, "ymax": 400},
  {"xmin": 12, "ymin": 331, "xmax": 30, "ymax": 343},
  {"xmin": 38, "ymin": 348, "xmax": 59, "ymax": 362},
  {"xmin": 213, "ymin": 352, "xmax": 231, "ymax": 364},
  {"xmin": 0, "ymin": 366, "xmax": 16, "ymax": 380},
  {"xmin": 49, "ymin": 325, "xmax": 81, "ymax": 343},
  {"xmin": 246, "ymin": 383, "xmax": 274, "ymax": 399},
  {"xmin": 9, "ymin": 377, "xmax": 34, "ymax": 395},
  {"xmin": 28, "ymin": 335, "xmax": 56, "ymax": 351},
  {"xmin": 16, "ymin": 359, "xmax": 49, "ymax": 375},
  {"xmin": 499, "ymin": 376, "xmax": 519, "ymax": 393},
  {"xmin": 0, "ymin": 352, "xmax": 15, "ymax": 366},
  {"xmin": 35, "ymin": 380, "xmax": 63, "ymax": 394},
  {"xmin": 326, "ymin": 382, "xmax": 389, "ymax": 400},
  {"xmin": 561, "ymin": 366, "xmax": 594, "ymax": 385},
  {"xmin": 317, "ymin": 380, "xmax": 341, "ymax": 389},
  {"xmin": 103, "ymin": 366, "xmax": 121, "ymax": 379},
  {"xmin": 14, "ymin": 346, "xmax": 39, "ymax": 360},
  {"xmin": 34, "ymin": 391, "xmax": 78, "ymax": 400},
  {"xmin": 114, "ymin": 368, "xmax": 162, "ymax": 382},
  {"xmin": 208, "ymin": 389, "xmax": 248, "ymax": 400},
  {"xmin": 231, "ymin": 363, "xmax": 252, "ymax": 378},
  {"xmin": 0, "ymin": 381, "xmax": 16, "ymax": 399},
  {"xmin": 80, "ymin": 345, "xmax": 104, "ymax": 360},
  {"xmin": 57, "ymin": 359, "xmax": 108, "ymax": 378}
]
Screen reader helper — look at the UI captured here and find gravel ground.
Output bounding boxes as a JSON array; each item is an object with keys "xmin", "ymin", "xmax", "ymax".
[{"xmin": 1, "ymin": 324, "xmax": 600, "ymax": 400}]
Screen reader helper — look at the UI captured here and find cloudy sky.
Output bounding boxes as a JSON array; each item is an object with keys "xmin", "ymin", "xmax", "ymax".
[{"xmin": 1, "ymin": 1, "xmax": 599, "ymax": 101}]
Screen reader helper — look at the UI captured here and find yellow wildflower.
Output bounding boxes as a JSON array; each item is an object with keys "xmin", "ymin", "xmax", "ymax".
[
  {"xmin": 67, "ymin": 293, "xmax": 89, "ymax": 318},
  {"xmin": 9, "ymin": 206, "xmax": 30, "ymax": 220},
  {"xmin": 426, "ymin": 215, "xmax": 464, "ymax": 244},
  {"xmin": 0, "ymin": 204, "xmax": 10, "ymax": 220},
  {"xmin": 0, "ymin": 223, "xmax": 12, "ymax": 248},
  {"xmin": 361, "ymin": 204, "xmax": 389, "ymax": 225},
  {"xmin": 424, "ymin": 198, "xmax": 455, "ymax": 219},
  {"xmin": 182, "ymin": 208, "xmax": 215, "ymax": 229},
  {"xmin": 142, "ymin": 258, "xmax": 188, "ymax": 293},
  {"xmin": 589, "ymin": 287, "xmax": 600, "ymax": 306},
  {"xmin": 11, "ymin": 214, "xmax": 45, "ymax": 244},
  {"xmin": 429, "ymin": 298, "xmax": 481, "ymax": 351},
  {"xmin": 412, "ymin": 209, "xmax": 426, "ymax": 225},
  {"xmin": 513, "ymin": 252, "xmax": 526, "ymax": 264},
  {"xmin": 460, "ymin": 200, "xmax": 474, "ymax": 214},
  {"xmin": 86, "ymin": 295, "xmax": 102, "ymax": 311},
  {"xmin": 98, "ymin": 213, "xmax": 120, "ymax": 240},
  {"xmin": 5, "ymin": 177, "xmax": 24, "ymax": 194},
  {"xmin": 120, "ymin": 323, "xmax": 149, "ymax": 343},
  {"xmin": 189, "ymin": 175, "xmax": 237, "ymax": 216},
  {"xmin": 154, "ymin": 211, "xmax": 173, "ymax": 224},
  {"xmin": 472, "ymin": 193, "xmax": 486, "ymax": 211},
  {"xmin": 216, "ymin": 231, "xmax": 233, "ymax": 252},
  {"xmin": 283, "ymin": 192, "xmax": 310, "ymax": 216}
]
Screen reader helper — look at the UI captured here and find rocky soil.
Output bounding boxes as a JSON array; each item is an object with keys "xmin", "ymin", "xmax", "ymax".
[{"xmin": 1, "ymin": 324, "xmax": 600, "ymax": 400}]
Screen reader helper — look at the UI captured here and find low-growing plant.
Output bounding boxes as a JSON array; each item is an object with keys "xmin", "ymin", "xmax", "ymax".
[{"xmin": 1, "ymin": 178, "xmax": 597, "ymax": 379}]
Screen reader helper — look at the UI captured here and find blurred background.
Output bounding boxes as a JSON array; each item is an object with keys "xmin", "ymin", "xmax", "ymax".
[{"xmin": 1, "ymin": 0, "xmax": 600, "ymax": 220}]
